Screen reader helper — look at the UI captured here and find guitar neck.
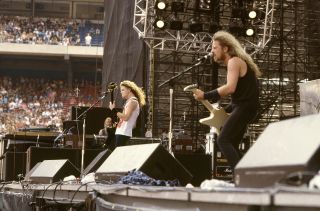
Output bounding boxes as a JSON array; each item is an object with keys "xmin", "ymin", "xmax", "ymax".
[
  {"xmin": 200, "ymin": 99, "xmax": 214, "ymax": 112},
  {"xmin": 111, "ymin": 91, "xmax": 114, "ymax": 103},
  {"xmin": 188, "ymin": 89, "xmax": 214, "ymax": 111}
]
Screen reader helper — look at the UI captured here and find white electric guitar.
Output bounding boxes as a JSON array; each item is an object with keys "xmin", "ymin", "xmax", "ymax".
[{"xmin": 184, "ymin": 84, "xmax": 229, "ymax": 134}]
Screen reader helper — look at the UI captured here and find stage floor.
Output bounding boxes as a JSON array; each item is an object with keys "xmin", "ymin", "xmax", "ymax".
[{"xmin": 1, "ymin": 182, "xmax": 320, "ymax": 210}]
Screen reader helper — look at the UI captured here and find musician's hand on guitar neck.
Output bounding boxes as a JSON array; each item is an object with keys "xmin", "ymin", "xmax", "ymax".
[{"xmin": 193, "ymin": 89, "xmax": 205, "ymax": 101}]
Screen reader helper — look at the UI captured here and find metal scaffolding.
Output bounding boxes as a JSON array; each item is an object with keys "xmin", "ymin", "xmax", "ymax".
[
  {"xmin": 133, "ymin": 0, "xmax": 319, "ymax": 147},
  {"xmin": 251, "ymin": 0, "xmax": 320, "ymax": 140},
  {"xmin": 133, "ymin": 0, "xmax": 274, "ymax": 53}
]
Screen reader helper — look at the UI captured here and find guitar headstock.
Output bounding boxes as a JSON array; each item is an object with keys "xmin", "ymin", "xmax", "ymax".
[
  {"xmin": 107, "ymin": 82, "xmax": 117, "ymax": 103},
  {"xmin": 184, "ymin": 84, "xmax": 198, "ymax": 92},
  {"xmin": 107, "ymin": 82, "xmax": 117, "ymax": 92}
]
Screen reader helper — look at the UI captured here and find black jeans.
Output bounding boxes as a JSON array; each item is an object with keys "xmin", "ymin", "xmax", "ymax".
[
  {"xmin": 115, "ymin": 134, "xmax": 130, "ymax": 147},
  {"xmin": 217, "ymin": 103, "xmax": 258, "ymax": 170}
]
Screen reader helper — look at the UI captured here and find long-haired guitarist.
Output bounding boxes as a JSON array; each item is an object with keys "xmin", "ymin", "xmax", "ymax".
[
  {"xmin": 109, "ymin": 80, "xmax": 146, "ymax": 147},
  {"xmin": 193, "ymin": 31, "xmax": 261, "ymax": 171}
]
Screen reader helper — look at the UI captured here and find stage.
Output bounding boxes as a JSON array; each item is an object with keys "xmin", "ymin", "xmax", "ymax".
[{"xmin": 1, "ymin": 182, "xmax": 320, "ymax": 210}]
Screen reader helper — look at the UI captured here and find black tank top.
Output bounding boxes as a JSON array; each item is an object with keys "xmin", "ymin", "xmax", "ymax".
[{"xmin": 231, "ymin": 64, "xmax": 259, "ymax": 106}]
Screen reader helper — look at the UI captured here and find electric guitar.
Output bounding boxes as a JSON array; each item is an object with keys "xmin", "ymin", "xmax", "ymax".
[
  {"xmin": 107, "ymin": 82, "xmax": 118, "ymax": 127},
  {"xmin": 184, "ymin": 84, "xmax": 229, "ymax": 134},
  {"xmin": 107, "ymin": 82, "xmax": 117, "ymax": 103}
]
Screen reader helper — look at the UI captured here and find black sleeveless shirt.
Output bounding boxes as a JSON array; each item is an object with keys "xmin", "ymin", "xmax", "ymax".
[{"xmin": 231, "ymin": 64, "xmax": 259, "ymax": 106}]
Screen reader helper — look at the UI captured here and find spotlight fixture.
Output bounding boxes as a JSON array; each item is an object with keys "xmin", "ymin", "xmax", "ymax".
[
  {"xmin": 154, "ymin": 18, "xmax": 166, "ymax": 29},
  {"xmin": 171, "ymin": 2, "xmax": 184, "ymax": 13},
  {"xmin": 245, "ymin": 27, "xmax": 255, "ymax": 36},
  {"xmin": 248, "ymin": 10, "xmax": 257, "ymax": 19},
  {"xmin": 155, "ymin": 0, "xmax": 167, "ymax": 10},
  {"xmin": 199, "ymin": 0, "xmax": 212, "ymax": 10}
]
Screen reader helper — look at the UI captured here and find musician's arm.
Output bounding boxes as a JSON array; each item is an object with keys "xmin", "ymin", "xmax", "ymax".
[
  {"xmin": 117, "ymin": 100, "xmax": 138, "ymax": 121},
  {"xmin": 203, "ymin": 57, "xmax": 241, "ymax": 101},
  {"xmin": 108, "ymin": 101, "xmax": 120, "ymax": 123}
]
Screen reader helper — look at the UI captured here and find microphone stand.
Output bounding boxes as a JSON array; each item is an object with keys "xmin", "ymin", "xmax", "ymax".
[
  {"xmin": 158, "ymin": 60, "xmax": 206, "ymax": 155},
  {"xmin": 75, "ymin": 93, "xmax": 108, "ymax": 177}
]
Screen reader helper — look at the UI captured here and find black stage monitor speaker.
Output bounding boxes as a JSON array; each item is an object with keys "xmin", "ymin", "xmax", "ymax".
[
  {"xmin": 26, "ymin": 147, "xmax": 103, "ymax": 173},
  {"xmin": 24, "ymin": 162, "xmax": 42, "ymax": 182},
  {"xmin": 95, "ymin": 143, "xmax": 192, "ymax": 185},
  {"xmin": 29, "ymin": 159, "xmax": 80, "ymax": 184},
  {"xmin": 174, "ymin": 153, "xmax": 212, "ymax": 186},
  {"xmin": 3, "ymin": 152, "xmax": 26, "ymax": 181},
  {"xmin": 83, "ymin": 149, "xmax": 112, "ymax": 175},
  {"xmin": 235, "ymin": 114, "xmax": 320, "ymax": 188}
]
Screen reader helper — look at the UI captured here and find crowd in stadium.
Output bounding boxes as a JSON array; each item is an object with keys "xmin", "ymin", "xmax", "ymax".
[
  {"xmin": 0, "ymin": 15, "xmax": 103, "ymax": 46},
  {"xmin": 0, "ymin": 76, "xmax": 101, "ymax": 135}
]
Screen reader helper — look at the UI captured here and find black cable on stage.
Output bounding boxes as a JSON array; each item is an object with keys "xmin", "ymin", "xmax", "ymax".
[
  {"xmin": 39, "ymin": 181, "xmax": 62, "ymax": 209},
  {"xmin": 70, "ymin": 182, "xmax": 88, "ymax": 204},
  {"xmin": 52, "ymin": 181, "xmax": 64, "ymax": 205}
]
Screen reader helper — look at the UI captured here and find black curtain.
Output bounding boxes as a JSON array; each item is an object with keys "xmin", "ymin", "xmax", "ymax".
[
  {"xmin": 102, "ymin": 0, "xmax": 146, "ymax": 136},
  {"xmin": 102, "ymin": 0, "xmax": 145, "ymax": 105}
]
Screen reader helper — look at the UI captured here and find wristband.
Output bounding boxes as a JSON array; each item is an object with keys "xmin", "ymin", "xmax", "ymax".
[{"xmin": 204, "ymin": 89, "xmax": 221, "ymax": 102}]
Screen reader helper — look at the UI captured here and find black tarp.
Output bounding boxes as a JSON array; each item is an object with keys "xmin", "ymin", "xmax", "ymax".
[{"xmin": 102, "ymin": 0, "xmax": 145, "ymax": 104}]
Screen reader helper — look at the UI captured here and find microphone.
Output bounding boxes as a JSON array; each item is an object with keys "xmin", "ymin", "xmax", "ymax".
[
  {"xmin": 53, "ymin": 133, "xmax": 64, "ymax": 143},
  {"xmin": 67, "ymin": 126, "xmax": 75, "ymax": 135},
  {"xmin": 196, "ymin": 52, "xmax": 213, "ymax": 62}
]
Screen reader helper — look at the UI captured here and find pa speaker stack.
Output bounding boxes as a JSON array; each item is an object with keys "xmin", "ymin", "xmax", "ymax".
[{"xmin": 235, "ymin": 114, "xmax": 320, "ymax": 188}]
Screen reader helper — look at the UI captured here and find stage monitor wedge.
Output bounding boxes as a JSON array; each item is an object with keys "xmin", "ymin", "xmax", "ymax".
[
  {"xmin": 235, "ymin": 114, "xmax": 320, "ymax": 188},
  {"xmin": 83, "ymin": 149, "xmax": 112, "ymax": 175},
  {"xmin": 95, "ymin": 143, "xmax": 192, "ymax": 185},
  {"xmin": 29, "ymin": 159, "xmax": 80, "ymax": 184}
]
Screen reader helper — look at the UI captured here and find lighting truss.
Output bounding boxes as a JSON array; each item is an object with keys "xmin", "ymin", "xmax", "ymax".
[
  {"xmin": 134, "ymin": 0, "xmax": 275, "ymax": 54},
  {"xmin": 133, "ymin": 0, "xmax": 214, "ymax": 53},
  {"xmin": 241, "ymin": 0, "xmax": 275, "ymax": 55}
]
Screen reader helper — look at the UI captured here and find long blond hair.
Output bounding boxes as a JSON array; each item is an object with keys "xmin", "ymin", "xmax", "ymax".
[
  {"xmin": 120, "ymin": 80, "xmax": 146, "ymax": 107},
  {"xmin": 213, "ymin": 31, "xmax": 262, "ymax": 77}
]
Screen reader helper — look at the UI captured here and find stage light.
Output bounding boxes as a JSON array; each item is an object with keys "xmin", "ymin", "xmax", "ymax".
[
  {"xmin": 155, "ymin": 0, "xmax": 167, "ymax": 10},
  {"xmin": 248, "ymin": 10, "xmax": 257, "ymax": 19},
  {"xmin": 154, "ymin": 18, "xmax": 166, "ymax": 29},
  {"xmin": 171, "ymin": 2, "xmax": 184, "ymax": 13},
  {"xmin": 245, "ymin": 28, "xmax": 255, "ymax": 36},
  {"xmin": 199, "ymin": 0, "xmax": 212, "ymax": 11}
]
